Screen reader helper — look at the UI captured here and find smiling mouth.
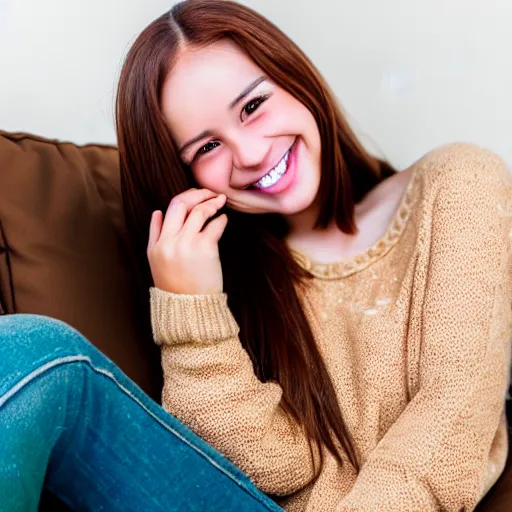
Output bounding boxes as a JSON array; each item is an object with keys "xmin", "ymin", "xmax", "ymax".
[{"xmin": 245, "ymin": 144, "xmax": 293, "ymax": 190}]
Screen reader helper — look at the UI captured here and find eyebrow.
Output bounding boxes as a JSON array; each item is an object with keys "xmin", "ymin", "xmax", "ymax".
[
  {"xmin": 178, "ymin": 76, "xmax": 267, "ymax": 155},
  {"xmin": 229, "ymin": 75, "xmax": 267, "ymax": 109}
]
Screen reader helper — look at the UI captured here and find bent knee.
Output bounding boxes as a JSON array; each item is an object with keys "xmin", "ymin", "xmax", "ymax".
[{"xmin": 0, "ymin": 314, "xmax": 93, "ymax": 369}]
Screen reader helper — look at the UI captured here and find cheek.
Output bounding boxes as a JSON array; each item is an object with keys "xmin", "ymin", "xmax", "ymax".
[
  {"xmin": 301, "ymin": 107, "xmax": 319, "ymax": 136},
  {"xmin": 191, "ymin": 153, "xmax": 232, "ymax": 192},
  {"xmin": 304, "ymin": 113, "xmax": 321, "ymax": 157}
]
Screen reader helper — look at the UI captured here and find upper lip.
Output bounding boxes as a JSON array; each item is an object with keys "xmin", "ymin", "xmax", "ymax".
[{"xmin": 241, "ymin": 141, "xmax": 294, "ymax": 189}]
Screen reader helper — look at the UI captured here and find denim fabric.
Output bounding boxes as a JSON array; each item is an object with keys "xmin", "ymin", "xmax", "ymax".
[{"xmin": 0, "ymin": 314, "xmax": 283, "ymax": 512}]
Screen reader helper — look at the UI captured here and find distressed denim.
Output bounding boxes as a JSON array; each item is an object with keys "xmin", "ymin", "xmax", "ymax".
[{"xmin": 0, "ymin": 314, "xmax": 283, "ymax": 512}]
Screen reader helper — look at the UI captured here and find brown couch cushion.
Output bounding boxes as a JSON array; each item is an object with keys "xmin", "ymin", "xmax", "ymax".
[{"xmin": 0, "ymin": 131, "xmax": 161, "ymax": 400}]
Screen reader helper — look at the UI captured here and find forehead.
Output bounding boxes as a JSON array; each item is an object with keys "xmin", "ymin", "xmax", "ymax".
[{"xmin": 161, "ymin": 40, "xmax": 263, "ymax": 141}]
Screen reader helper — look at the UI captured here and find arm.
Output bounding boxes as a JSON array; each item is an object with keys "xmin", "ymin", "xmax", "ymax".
[
  {"xmin": 337, "ymin": 147, "xmax": 512, "ymax": 511},
  {"xmin": 150, "ymin": 288, "xmax": 316, "ymax": 495}
]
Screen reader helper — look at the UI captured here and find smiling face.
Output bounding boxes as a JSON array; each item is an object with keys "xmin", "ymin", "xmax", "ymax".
[{"xmin": 160, "ymin": 39, "xmax": 322, "ymax": 219}]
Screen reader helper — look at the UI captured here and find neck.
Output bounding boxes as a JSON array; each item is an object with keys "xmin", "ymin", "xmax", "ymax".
[{"xmin": 284, "ymin": 194, "xmax": 323, "ymax": 238}]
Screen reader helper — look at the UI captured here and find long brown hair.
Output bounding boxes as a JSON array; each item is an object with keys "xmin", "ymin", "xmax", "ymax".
[{"xmin": 116, "ymin": 0, "xmax": 395, "ymax": 474}]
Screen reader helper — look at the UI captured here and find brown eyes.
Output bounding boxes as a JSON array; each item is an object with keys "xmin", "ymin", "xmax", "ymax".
[
  {"xmin": 195, "ymin": 141, "xmax": 220, "ymax": 159},
  {"xmin": 240, "ymin": 93, "xmax": 271, "ymax": 121},
  {"xmin": 192, "ymin": 93, "xmax": 272, "ymax": 162}
]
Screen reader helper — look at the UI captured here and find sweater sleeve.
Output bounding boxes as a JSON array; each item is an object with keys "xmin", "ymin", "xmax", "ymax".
[
  {"xmin": 150, "ymin": 289, "xmax": 316, "ymax": 495},
  {"xmin": 337, "ymin": 146, "xmax": 512, "ymax": 511}
]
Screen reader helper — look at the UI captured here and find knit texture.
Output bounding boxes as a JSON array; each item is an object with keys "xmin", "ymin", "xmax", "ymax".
[{"xmin": 151, "ymin": 143, "xmax": 512, "ymax": 511}]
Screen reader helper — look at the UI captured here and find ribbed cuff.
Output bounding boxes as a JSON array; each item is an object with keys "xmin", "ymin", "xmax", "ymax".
[{"xmin": 150, "ymin": 287, "xmax": 240, "ymax": 345}]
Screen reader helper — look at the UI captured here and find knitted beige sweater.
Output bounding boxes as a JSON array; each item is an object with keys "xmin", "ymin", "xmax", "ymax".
[{"xmin": 150, "ymin": 143, "xmax": 512, "ymax": 511}]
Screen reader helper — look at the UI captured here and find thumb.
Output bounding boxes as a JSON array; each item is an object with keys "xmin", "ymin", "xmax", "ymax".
[{"xmin": 148, "ymin": 210, "xmax": 163, "ymax": 250}]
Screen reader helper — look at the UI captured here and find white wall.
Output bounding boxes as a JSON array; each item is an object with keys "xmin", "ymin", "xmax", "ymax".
[{"xmin": 0, "ymin": 0, "xmax": 510, "ymax": 168}]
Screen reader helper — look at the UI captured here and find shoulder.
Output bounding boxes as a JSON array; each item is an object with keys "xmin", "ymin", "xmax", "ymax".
[
  {"xmin": 408, "ymin": 143, "xmax": 511, "ymax": 221},
  {"xmin": 407, "ymin": 144, "xmax": 512, "ymax": 246},
  {"xmin": 411, "ymin": 142, "xmax": 511, "ymax": 196}
]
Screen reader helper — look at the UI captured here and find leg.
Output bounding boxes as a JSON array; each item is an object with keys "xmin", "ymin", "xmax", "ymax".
[{"xmin": 0, "ymin": 314, "xmax": 282, "ymax": 512}]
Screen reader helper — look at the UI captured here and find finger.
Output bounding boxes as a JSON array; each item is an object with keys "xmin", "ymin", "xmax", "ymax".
[
  {"xmin": 202, "ymin": 213, "xmax": 228, "ymax": 243},
  {"xmin": 182, "ymin": 195, "xmax": 226, "ymax": 237},
  {"xmin": 147, "ymin": 210, "xmax": 163, "ymax": 249},
  {"xmin": 160, "ymin": 199, "xmax": 187, "ymax": 239},
  {"xmin": 176, "ymin": 188, "xmax": 218, "ymax": 213}
]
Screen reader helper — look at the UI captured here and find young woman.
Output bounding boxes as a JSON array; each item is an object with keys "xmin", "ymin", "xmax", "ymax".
[
  {"xmin": 115, "ymin": 0, "xmax": 512, "ymax": 510},
  {"xmin": 1, "ymin": 1, "xmax": 510, "ymax": 511}
]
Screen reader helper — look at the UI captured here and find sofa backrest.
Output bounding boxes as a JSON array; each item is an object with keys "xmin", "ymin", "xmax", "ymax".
[{"xmin": 0, "ymin": 130, "xmax": 161, "ymax": 399}]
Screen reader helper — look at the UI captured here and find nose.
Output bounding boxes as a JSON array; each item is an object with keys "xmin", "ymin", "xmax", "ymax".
[{"xmin": 231, "ymin": 134, "xmax": 270, "ymax": 172}]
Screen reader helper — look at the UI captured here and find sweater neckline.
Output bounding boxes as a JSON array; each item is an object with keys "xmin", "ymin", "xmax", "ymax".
[{"xmin": 290, "ymin": 167, "xmax": 421, "ymax": 280}]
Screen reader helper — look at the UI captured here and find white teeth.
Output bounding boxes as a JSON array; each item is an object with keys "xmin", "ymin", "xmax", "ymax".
[{"xmin": 254, "ymin": 150, "xmax": 290, "ymax": 189}]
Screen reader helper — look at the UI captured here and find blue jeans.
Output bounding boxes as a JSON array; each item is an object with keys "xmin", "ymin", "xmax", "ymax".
[{"xmin": 0, "ymin": 314, "xmax": 283, "ymax": 512}]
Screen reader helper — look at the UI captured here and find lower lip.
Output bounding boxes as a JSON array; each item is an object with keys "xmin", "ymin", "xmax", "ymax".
[{"xmin": 252, "ymin": 138, "xmax": 298, "ymax": 196}]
